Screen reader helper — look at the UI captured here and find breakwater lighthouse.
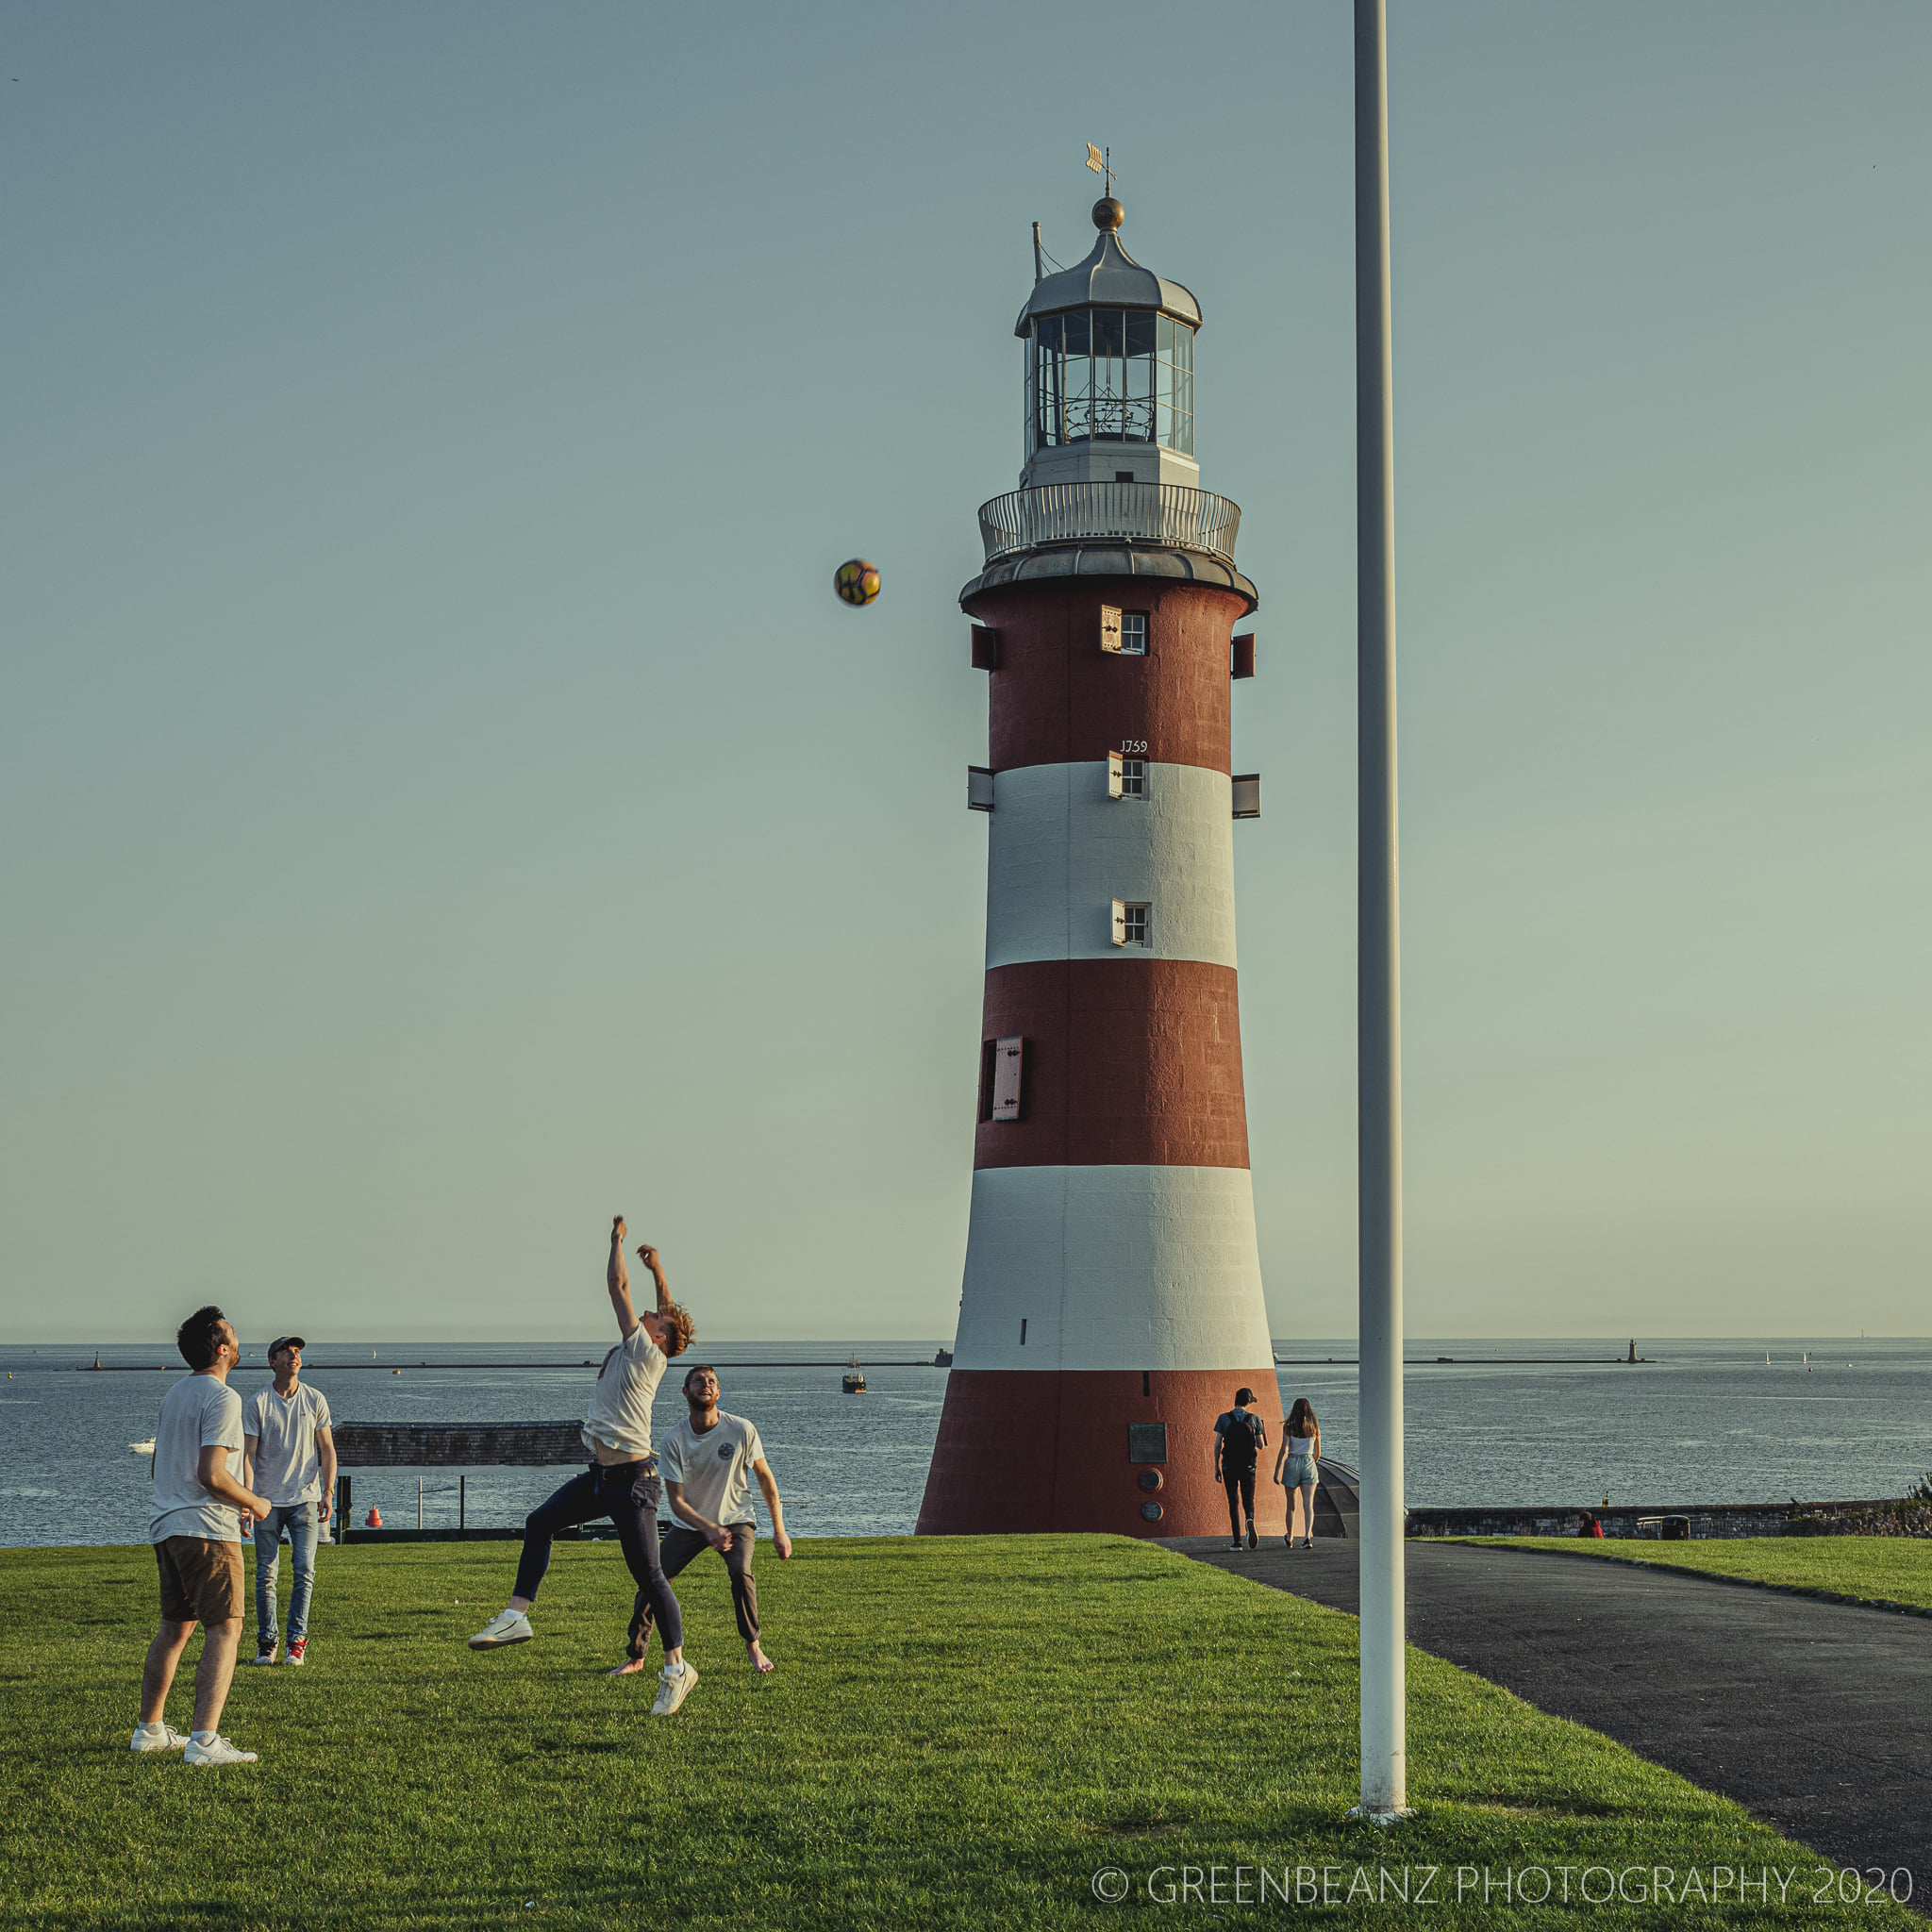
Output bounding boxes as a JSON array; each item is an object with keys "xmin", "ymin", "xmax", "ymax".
[{"xmin": 917, "ymin": 192, "xmax": 1281, "ymax": 1540}]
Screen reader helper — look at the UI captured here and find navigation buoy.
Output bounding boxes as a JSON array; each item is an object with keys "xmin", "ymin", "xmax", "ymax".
[{"xmin": 366, "ymin": 1506, "xmax": 384, "ymax": 1528}]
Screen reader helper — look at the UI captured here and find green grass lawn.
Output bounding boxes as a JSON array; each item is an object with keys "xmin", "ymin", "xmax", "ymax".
[
  {"xmin": 0, "ymin": 1537, "xmax": 1908, "ymax": 1929},
  {"xmin": 1455, "ymin": 1536, "xmax": 1932, "ymax": 1614}
]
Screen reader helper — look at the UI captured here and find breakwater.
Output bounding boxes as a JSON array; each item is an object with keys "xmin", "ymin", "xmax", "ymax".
[{"xmin": 1407, "ymin": 1499, "xmax": 1932, "ymax": 1540}]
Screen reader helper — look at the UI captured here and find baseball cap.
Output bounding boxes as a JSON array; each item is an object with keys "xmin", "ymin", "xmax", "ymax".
[{"xmin": 267, "ymin": 1335, "xmax": 307, "ymax": 1357}]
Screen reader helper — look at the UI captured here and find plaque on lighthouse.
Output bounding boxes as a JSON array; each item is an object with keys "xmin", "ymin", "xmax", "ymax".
[{"xmin": 917, "ymin": 187, "xmax": 1275, "ymax": 1541}]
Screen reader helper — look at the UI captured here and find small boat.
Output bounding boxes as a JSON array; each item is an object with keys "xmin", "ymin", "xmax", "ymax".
[
  {"xmin": 131, "ymin": 1440, "xmax": 155, "ymax": 1457},
  {"xmin": 841, "ymin": 1356, "xmax": 867, "ymax": 1395}
]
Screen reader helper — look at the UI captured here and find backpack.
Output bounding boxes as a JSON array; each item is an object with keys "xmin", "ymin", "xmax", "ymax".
[{"xmin": 1221, "ymin": 1409, "xmax": 1260, "ymax": 1474}]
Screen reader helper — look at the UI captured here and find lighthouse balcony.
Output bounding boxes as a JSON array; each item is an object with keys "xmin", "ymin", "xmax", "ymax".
[
  {"xmin": 964, "ymin": 482, "xmax": 1255, "ymax": 608},
  {"xmin": 980, "ymin": 481, "xmax": 1241, "ymax": 564}
]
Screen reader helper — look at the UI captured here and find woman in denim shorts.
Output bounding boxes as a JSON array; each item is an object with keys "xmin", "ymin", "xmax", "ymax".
[{"xmin": 1274, "ymin": 1398, "xmax": 1322, "ymax": 1548}]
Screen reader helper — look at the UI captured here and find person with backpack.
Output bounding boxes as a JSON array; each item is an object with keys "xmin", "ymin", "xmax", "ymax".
[{"xmin": 1212, "ymin": 1387, "xmax": 1268, "ymax": 1551}]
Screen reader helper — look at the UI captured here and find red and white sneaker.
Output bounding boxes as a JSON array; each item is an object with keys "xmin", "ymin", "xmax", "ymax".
[{"xmin": 284, "ymin": 1639, "xmax": 308, "ymax": 1667}]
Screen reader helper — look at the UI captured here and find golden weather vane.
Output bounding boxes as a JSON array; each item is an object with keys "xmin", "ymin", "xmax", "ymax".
[{"xmin": 1085, "ymin": 142, "xmax": 1121, "ymax": 198}]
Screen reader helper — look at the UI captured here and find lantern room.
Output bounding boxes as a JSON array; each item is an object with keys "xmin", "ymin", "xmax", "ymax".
[{"xmin": 1015, "ymin": 198, "xmax": 1204, "ymax": 492}]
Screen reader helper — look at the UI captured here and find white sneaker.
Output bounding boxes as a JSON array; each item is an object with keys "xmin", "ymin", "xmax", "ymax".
[
  {"xmin": 468, "ymin": 1608, "xmax": 533, "ymax": 1650},
  {"xmin": 650, "ymin": 1660, "xmax": 698, "ymax": 1716},
  {"xmin": 184, "ymin": 1733, "xmax": 258, "ymax": 1767},
  {"xmin": 130, "ymin": 1724, "xmax": 188, "ymax": 1754},
  {"xmin": 246, "ymin": 1647, "xmax": 277, "ymax": 1666}
]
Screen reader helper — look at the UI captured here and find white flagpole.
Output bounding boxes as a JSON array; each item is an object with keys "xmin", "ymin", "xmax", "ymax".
[{"xmin": 1354, "ymin": 0, "xmax": 1407, "ymax": 1822}]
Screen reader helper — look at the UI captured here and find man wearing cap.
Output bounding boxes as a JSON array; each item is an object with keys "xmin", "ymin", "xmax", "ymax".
[{"xmin": 242, "ymin": 1336, "xmax": 336, "ymax": 1667}]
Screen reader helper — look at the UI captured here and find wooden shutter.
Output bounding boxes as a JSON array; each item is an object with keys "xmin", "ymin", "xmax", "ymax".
[{"xmin": 991, "ymin": 1037, "xmax": 1024, "ymax": 1121}]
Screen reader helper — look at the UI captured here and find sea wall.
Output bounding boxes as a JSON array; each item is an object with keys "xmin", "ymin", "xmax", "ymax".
[{"xmin": 1407, "ymin": 1499, "xmax": 1932, "ymax": 1541}]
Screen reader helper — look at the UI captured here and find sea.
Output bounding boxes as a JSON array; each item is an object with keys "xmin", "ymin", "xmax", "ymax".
[{"xmin": 2, "ymin": 1337, "xmax": 1928, "ymax": 1550}]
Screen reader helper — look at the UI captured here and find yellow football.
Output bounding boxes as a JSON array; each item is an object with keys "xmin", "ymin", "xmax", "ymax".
[{"xmin": 834, "ymin": 558, "xmax": 882, "ymax": 607}]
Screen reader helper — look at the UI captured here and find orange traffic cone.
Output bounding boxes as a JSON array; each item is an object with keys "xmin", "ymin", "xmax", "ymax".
[{"xmin": 366, "ymin": 1505, "xmax": 384, "ymax": 1528}]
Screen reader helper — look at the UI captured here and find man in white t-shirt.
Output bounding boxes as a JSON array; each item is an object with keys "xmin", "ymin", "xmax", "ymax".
[
  {"xmin": 131, "ymin": 1304, "xmax": 273, "ymax": 1769},
  {"xmin": 468, "ymin": 1218, "xmax": 705, "ymax": 1717},
  {"xmin": 639, "ymin": 1364, "xmax": 792, "ymax": 1673},
  {"xmin": 242, "ymin": 1335, "xmax": 336, "ymax": 1667}
]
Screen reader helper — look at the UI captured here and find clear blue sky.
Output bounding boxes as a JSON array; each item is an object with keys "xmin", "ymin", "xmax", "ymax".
[{"xmin": 4, "ymin": 3, "xmax": 1926, "ymax": 1342}]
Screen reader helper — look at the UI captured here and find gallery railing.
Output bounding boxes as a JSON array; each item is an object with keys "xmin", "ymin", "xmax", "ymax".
[{"xmin": 977, "ymin": 482, "xmax": 1242, "ymax": 565}]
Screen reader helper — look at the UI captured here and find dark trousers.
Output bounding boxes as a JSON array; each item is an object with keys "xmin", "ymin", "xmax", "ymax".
[
  {"xmin": 1224, "ymin": 1466, "xmax": 1257, "ymax": 1538},
  {"xmin": 512, "ymin": 1459, "xmax": 683, "ymax": 1655},
  {"xmin": 629, "ymin": 1523, "xmax": 759, "ymax": 1658}
]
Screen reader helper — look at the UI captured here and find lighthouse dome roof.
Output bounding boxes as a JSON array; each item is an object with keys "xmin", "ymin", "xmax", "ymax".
[{"xmin": 1013, "ymin": 212, "xmax": 1202, "ymax": 340}]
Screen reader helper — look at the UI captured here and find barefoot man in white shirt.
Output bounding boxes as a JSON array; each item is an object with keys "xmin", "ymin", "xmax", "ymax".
[
  {"xmin": 468, "ymin": 1219, "xmax": 702, "ymax": 1717},
  {"xmin": 620, "ymin": 1364, "xmax": 792, "ymax": 1675}
]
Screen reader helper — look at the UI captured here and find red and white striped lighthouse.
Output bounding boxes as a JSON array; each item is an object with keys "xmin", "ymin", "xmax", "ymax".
[{"xmin": 918, "ymin": 195, "xmax": 1280, "ymax": 1541}]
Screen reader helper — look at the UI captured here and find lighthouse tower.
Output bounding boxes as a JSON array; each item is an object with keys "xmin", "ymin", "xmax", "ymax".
[{"xmin": 918, "ymin": 196, "xmax": 1280, "ymax": 1540}]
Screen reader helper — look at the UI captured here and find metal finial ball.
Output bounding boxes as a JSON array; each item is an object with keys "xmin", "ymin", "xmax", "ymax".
[{"xmin": 1091, "ymin": 196, "xmax": 1124, "ymax": 231}]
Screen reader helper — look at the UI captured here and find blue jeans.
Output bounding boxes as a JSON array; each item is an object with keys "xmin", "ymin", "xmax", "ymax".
[{"xmin": 253, "ymin": 1501, "xmax": 319, "ymax": 1649}]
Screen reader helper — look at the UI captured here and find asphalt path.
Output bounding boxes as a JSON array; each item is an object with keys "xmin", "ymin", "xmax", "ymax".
[{"xmin": 1162, "ymin": 1535, "xmax": 1932, "ymax": 1900}]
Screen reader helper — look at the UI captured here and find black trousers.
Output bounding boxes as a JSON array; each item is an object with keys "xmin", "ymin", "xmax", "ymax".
[
  {"xmin": 1223, "ymin": 1466, "xmax": 1257, "ymax": 1538},
  {"xmin": 513, "ymin": 1459, "xmax": 683, "ymax": 1654},
  {"xmin": 628, "ymin": 1523, "xmax": 760, "ymax": 1657}
]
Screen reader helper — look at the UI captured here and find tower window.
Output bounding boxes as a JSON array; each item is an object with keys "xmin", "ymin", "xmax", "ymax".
[
  {"xmin": 980, "ymin": 1036, "xmax": 1024, "ymax": 1121},
  {"xmin": 1121, "ymin": 757, "xmax": 1145, "ymax": 798},
  {"xmin": 1111, "ymin": 899, "xmax": 1151, "ymax": 947},
  {"xmin": 1119, "ymin": 612, "xmax": 1147, "ymax": 656}
]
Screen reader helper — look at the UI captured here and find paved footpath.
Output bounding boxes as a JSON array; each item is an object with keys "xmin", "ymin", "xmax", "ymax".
[{"xmin": 1163, "ymin": 1535, "xmax": 1932, "ymax": 1898}]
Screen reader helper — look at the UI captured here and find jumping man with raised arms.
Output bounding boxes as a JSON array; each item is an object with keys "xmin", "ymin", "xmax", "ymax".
[{"xmin": 468, "ymin": 1219, "xmax": 701, "ymax": 1716}]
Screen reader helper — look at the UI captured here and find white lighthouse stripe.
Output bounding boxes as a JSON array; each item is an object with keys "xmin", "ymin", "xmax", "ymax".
[
  {"xmin": 952, "ymin": 1164, "xmax": 1273, "ymax": 1373},
  {"xmin": 984, "ymin": 762, "xmax": 1238, "ymax": 970}
]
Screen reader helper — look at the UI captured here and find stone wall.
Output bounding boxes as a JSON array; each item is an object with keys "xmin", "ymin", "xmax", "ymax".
[
  {"xmin": 1406, "ymin": 1498, "xmax": 1930, "ymax": 1541},
  {"xmin": 331, "ymin": 1421, "xmax": 584, "ymax": 1468}
]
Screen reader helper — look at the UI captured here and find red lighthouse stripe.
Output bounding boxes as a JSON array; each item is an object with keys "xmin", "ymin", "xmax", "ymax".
[
  {"xmin": 916, "ymin": 1367, "xmax": 1287, "ymax": 1538},
  {"xmin": 974, "ymin": 958, "xmax": 1249, "ymax": 1171},
  {"xmin": 969, "ymin": 578, "xmax": 1248, "ymax": 776}
]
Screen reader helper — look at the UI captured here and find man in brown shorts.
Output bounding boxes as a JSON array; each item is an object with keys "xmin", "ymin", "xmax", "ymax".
[{"xmin": 132, "ymin": 1305, "xmax": 273, "ymax": 1768}]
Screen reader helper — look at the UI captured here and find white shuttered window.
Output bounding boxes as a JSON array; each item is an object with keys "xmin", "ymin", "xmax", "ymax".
[{"xmin": 991, "ymin": 1037, "xmax": 1024, "ymax": 1121}]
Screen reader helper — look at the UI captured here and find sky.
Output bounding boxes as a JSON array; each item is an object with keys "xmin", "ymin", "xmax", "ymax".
[{"xmin": 3, "ymin": 3, "xmax": 1927, "ymax": 1344}]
